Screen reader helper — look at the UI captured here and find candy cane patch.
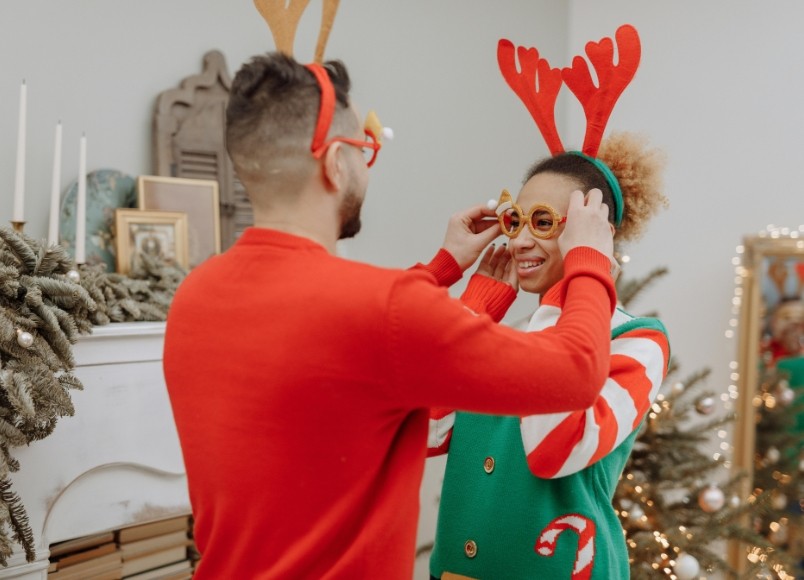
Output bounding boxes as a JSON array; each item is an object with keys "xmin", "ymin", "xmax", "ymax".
[{"xmin": 535, "ymin": 514, "xmax": 596, "ymax": 580}]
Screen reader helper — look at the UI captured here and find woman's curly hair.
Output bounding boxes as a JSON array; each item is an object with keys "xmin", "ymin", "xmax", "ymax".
[{"xmin": 597, "ymin": 132, "xmax": 667, "ymax": 242}]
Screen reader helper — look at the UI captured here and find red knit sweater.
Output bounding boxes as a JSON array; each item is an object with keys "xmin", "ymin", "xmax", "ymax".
[{"xmin": 162, "ymin": 227, "xmax": 615, "ymax": 579}]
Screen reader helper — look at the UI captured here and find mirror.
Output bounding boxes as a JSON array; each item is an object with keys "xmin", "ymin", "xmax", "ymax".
[{"xmin": 731, "ymin": 232, "xmax": 804, "ymax": 573}]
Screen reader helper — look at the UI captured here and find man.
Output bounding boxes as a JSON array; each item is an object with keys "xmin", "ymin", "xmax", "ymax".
[{"xmin": 163, "ymin": 52, "xmax": 618, "ymax": 579}]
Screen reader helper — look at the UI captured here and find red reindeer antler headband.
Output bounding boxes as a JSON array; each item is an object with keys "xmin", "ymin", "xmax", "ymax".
[{"xmin": 497, "ymin": 24, "xmax": 641, "ymax": 226}]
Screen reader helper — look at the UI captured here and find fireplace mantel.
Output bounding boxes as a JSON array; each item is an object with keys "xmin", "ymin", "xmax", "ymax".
[{"xmin": 2, "ymin": 322, "xmax": 189, "ymax": 579}]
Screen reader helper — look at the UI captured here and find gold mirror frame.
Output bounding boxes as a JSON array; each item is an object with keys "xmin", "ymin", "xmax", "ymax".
[{"xmin": 730, "ymin": 231, "xmax": 804, "ymax": 571}]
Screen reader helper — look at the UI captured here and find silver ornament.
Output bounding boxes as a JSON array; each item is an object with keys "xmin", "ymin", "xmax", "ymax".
[
  {"xmin": 698, "ymin": 485, "xmax": 725, "ymax": 512},
  {"xmin": 66, "ymin": 269, "xmax": 81, "ymax": 282},
  {"xmin": 674, "ymin": 552, "xmax": 700, "ymax": 580},
  {"xmin": 695, "ymin": 396, "xmax": 716, "ymax": 415}
]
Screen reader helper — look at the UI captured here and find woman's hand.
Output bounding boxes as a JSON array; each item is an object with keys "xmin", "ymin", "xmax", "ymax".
[{"xmin": 474, "ymin": 243, "xmax": 518, "ymax": 292}]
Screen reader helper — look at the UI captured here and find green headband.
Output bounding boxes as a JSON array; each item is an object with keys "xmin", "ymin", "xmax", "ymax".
[{"xmin": 568, "ymin": 151, "xmax": 624, "ymax": 228}]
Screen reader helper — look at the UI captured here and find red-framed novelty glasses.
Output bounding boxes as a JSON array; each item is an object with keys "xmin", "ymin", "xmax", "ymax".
[
  {"xmin": 305, "ymin": 63, "xmax": 383, "ymax": 168},
  {"xmin": 495, "ymin": 189, "xmax": 567, "ymax": 239}
]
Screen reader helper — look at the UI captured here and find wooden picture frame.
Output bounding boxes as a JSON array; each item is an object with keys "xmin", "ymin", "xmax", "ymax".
[
  {"xmin": 137, "ymin": 175, "xmax": 221, "ymax": 269},
  {"xmin": 114, "ymin": 209, "xmax": 189, "ymax": 275},
  {"xmin": 730, "ymin": 233, "xmax": 804, "ymax": 571}
]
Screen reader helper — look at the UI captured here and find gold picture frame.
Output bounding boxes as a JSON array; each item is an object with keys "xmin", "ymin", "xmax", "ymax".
[
  {"xmin": 730, "ymin": 233, "xmax": 804, "ymax": 571},
  {"xmin": 137, "ymin": 175, "xmax": 221, "ymax": 269},
  {"xmin": 114, "ymin": 209, "xmax": 190, "ymax": 275}
]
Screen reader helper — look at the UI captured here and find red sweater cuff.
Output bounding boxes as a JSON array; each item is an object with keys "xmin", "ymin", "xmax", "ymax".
[
  {"xmin": 414, "ymin": 249, "xmax": 463, "ymax": 287},
  {"xmin": 560, "ymin": 247, "xmax": 617, "ymax": 313},
  {"xmin": 461, "ymin": 274, "xmax": 517, "ymax": 323}
]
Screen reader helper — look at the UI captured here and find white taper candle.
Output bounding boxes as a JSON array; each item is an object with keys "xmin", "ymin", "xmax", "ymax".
[
  {"xmin": 48, "ymin": 121, "xmax": 63, "ymax": 245},
  {"xmin": 75, "ymin": 133, "xmax": 87, "ymax": 264},
  {"xmin": 12, "ymin": 80, "xmax": 27, "ymax": 222}
]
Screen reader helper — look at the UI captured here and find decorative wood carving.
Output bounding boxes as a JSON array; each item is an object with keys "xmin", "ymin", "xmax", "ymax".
[{"xmin": 152, "ymin": 50, "xmax": 252, "ymax": 251}]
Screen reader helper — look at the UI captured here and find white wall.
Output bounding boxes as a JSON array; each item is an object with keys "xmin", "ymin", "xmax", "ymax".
[
  {"xmin": 4, "ymin": 1, "xmax": 799, "ymax": 577},
  {"xmin": 566, "ymin": 0, "xmax": 804, "ymax": 466}
]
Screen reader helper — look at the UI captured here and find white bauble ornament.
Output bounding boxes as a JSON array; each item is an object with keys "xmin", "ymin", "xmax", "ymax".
[
  {"xmin": 730, "ymin": 495, "xmax": 741, "ymax": 508},
  {"xmin": 672, "ymin": 382, "xmax": 685, "ymax": 394},
  {"xmin": 698, "ymin": 485, "xmax": 725, "ymax": 512},
  {"xmin": 486, "ymin": 199, "xmax": 498, "ymax": 211},
  {"xmin": 765, "ymin": 446, "xmax": 780, "ymax": 464},
  {"xmin": 772, "ymin": 492, "xmax": 788, "ymax": 510},
  {"xmin": 695, "ymin": 396, "xmax": 716, "ymax": 415},
  {"xmin": 627, "ymin": 504, "xmax": 644, "ymax": 521},
  {"xmin": 16, "ymin": 329, "xmax": 33, "ymax": 348},
  {"xmin": 674, "ymin": 552, "xmax": 700, "ymax": 580},
  {"xmin": 779, "ymin": 386, "xmax": 795, "ymax": 406},
  {"xmin": 66, "ymin": 269, "xmax": 81, "ymax": 282}
]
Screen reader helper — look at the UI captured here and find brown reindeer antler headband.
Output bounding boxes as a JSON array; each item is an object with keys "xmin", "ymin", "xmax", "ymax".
[
  {"xmin": 252, "ymin": 0, "xmax": 392, "ymax": 165},
  {"xmin": 497, "ymin": 24, "xmax": 641, "ymax": 226},
  {"xmin": 253, "ymin": 0, "xmax": 341, "ymax": 63}
]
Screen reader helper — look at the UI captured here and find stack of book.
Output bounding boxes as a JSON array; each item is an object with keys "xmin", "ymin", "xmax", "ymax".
[
  {"xmin": 116, "ymin": 515, "xmax": 193, "ymax": 579},
  {"xmin": 47, "ymin": 531, "xmax": 123, "ymax": 579}
]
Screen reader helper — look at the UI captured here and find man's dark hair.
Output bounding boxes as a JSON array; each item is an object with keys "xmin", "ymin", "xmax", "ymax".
[{"xmin": 225, "ymin": 52, "xmax": 355, "ymax": 199}]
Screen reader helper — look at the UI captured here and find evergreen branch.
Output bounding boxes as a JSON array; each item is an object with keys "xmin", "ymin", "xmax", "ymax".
[
  {"xmin": 6, "ymin": 373, "xmax": 35, "ymax": 421},
  {"xmin": 0, "ymin": 418, "xmax": 26, "ymax": 448},
  {"xmin": 0, "ymin": 229, "xmax": 37, "ymax": 275},
  {"xmin": 0, "ymin": 478, "xmax": 34, "ymax": 563},
  {"xmin": 616, "ymin": 266, "xmax": 668, "ymax": 309}
]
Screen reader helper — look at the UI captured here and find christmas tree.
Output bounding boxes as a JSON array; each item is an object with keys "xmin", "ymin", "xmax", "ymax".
[
  {"xmin": 614, "ymin": 266, "xmax": 803, "ymax": 579},
  {"xmin": 746, "ymin": 359, "xmax": 804, "ymax": 575},
  {"xmin": 0, "ymin": 227, "xmax": 185, "ymax": 565}
]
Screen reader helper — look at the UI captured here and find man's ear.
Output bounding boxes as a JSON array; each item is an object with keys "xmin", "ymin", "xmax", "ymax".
[{"xmin": 321, "ymin": 143, "xmax": 346, "ymax": 193}]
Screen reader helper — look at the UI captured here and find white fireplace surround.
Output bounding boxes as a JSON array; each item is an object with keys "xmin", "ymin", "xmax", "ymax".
[{"xmin": 2, "ymin": 322, "xmax": 190, "ymax": 579}]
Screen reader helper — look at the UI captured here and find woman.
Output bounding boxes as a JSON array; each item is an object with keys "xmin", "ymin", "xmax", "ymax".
[{"xmin": 428, "ymin": 132, "xmax": 670, "ymax": 579}]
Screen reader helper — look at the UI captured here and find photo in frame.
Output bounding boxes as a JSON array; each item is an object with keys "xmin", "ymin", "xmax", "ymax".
[
  {"xmin": 114, "ymin": 209, "xmax": 190, "ymax": 275},
  {"xmin": 137, "ymin": 175, "xmax": 221, "ymax": 269}
]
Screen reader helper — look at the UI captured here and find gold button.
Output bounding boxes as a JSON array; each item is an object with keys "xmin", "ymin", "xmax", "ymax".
[
  {"xmin": 483, "ymin": 456, "xmax": 495, "ymax": 474},
  {"xmin": 464, "ymin": 539, "xmax": 478, "ymax": 558}
]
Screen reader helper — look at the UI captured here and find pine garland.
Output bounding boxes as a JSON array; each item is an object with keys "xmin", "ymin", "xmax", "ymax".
[{"xmin": 0, "ymin": 227, "xmax": 185, "ymax": 565}]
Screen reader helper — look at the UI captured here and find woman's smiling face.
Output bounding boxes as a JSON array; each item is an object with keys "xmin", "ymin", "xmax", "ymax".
[{"xmin": 508, "ymin": 172, "xmax": 583, "ymax": 295}]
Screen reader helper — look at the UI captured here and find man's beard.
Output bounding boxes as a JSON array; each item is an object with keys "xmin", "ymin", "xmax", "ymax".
[{"xmin": 338, "ymin": 184, "xmax": 363, "ymax": 240}]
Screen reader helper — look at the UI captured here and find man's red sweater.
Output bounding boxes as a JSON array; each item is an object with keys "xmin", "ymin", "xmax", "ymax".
[{"xmin": 162, "ymin": 227, "xmax": 615, "ymax": 579}]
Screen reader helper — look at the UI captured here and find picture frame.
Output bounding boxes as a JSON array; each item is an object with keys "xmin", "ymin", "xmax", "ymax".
[
  {"xmin": 114, "ymin": 209, "xmax": 190, "ymax": 275},
  {"xmin": 137, "ymin": 175, "xmax": 221, "ymax": 269},
  {"xmin": 730, "ymin": 233, "xmax": 804, "ymax": 571}
]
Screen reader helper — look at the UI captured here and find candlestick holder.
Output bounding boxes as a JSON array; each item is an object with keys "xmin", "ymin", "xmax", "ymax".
[{"xmin": 10, "ymin": 221, "xmax": 25, "ymax": 233}]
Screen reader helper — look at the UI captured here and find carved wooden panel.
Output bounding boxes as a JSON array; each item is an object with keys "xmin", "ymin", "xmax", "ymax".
[{"xmin": 152, "ymin": 50, "xmax": 252, "ymax": 251}]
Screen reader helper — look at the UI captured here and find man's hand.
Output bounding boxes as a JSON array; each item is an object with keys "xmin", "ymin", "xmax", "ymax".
[
  {"xmin": 557, "ymin": 189, "xmax": 614, "ymax": 260},
  {"xmin": 442, "ymin": 204, "xmax": 501, "ymax": 271}
]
